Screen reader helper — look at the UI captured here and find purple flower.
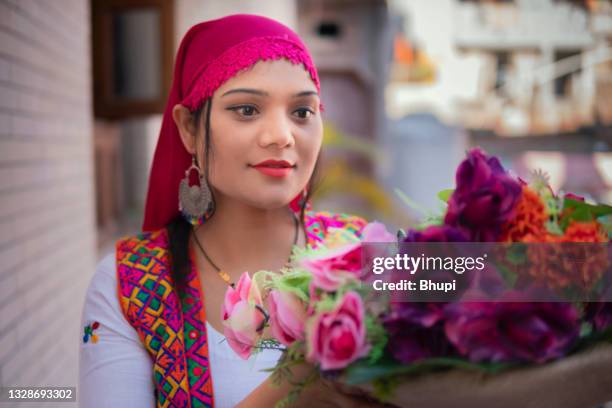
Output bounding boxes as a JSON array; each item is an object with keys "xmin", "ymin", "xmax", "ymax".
[
  {"xmin": 444, "ymin": 147, "xmax": 522, "ymax": 242},
  {"xmin": 400, "ymin": 225, "xmax": 471, "ymax": 301},
  {"xmin": 382, "ymin": 303, "xmax": 455, "ymax": 363},
  {"xmin": 402, "ymin": 225, "xmax": 470, "ymax": 242},
  {"xmin": 444, "ymin": 301, "xmax": 580, "ymax": 363},
  {"xmin": 584, "ymin": 302, "xmax": 612, "ymax": 331}
]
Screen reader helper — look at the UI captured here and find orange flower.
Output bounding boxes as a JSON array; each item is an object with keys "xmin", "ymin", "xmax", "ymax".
[
  {"xmin": 522, "ymin": 220, "xmax": 609, "ymax": 291},
  {"xmin": 561, "ymin": 220, "xmax": 608, "ymax": 243},
  {"xmin": 499, "ymin": 186, "xmax": 548, "ymax": 242}
]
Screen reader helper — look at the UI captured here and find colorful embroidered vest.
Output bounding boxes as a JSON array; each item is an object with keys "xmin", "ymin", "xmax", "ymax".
[{"xmin": 115, "ymin": 210, "xmax": 367, "ymax": 408}]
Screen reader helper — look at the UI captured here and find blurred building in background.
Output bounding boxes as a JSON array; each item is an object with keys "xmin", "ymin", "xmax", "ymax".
[
  {"xmin": 386, "ymin": 0, "xmax": 612, "ymax": 208},
  {"xmin": 454, "ymin": 0, "xmax": 611, "ymax": 136}
]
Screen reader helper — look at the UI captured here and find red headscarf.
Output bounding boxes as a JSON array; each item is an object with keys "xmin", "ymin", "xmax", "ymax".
[{"xmin": 142, "ymin": 14, "xmax": 321, "ymax": 232}]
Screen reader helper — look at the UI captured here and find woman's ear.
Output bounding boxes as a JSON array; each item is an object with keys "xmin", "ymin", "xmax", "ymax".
[{"xmin": 172, "ymin": 104, "xmax": 197, "ymax": 155}]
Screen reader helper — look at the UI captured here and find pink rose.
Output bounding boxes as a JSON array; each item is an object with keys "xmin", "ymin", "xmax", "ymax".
[
  {"xmin": 222, "ymin": 272, "xmax": 266, "ymax": 359},
  {"xmin": 267, "ymin": 290, "xmax": 307, "ymax": 346},
  {"xmin": 301, "ymin": 221, "xmax": 396, "ymax": 291},
  {"xmin": 361, "ymin": 221, "xmax": 396, "ymax": 243},
  {"xmin": 360, "ymin": 221, "xmax": 397, "ymax": 282},
  {"xmin": 301, "ymin": 244, "xmax": 362, "ymax": 291},
  {"xmin": 306, "ymin": 291, "xmax": 370, "ymax": 370}
]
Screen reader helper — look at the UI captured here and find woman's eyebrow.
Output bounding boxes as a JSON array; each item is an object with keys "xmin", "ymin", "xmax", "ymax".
[
  {"xmin": 292, "ymin": 90, "xmax": 318, "ymax": 98},
  {"xmin": 221, "ymin": 88, "xmax": 318, "ymax": 98},
  {"xmin": 222, "ymin": 88, "xmax": 268, "ymax": 97}
]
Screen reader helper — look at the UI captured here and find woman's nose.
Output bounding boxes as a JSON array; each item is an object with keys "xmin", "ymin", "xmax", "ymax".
[{"xmin": 257, "ymin": 113, "xmax": 295, "ymax": 148}]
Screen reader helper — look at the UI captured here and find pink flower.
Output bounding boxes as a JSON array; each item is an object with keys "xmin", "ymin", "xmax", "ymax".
[
  {"xmin": 301, "ymin": 244, "xmax": 363, "ymax": 291},
  {"xmin": 222, "ymin": 272, "xmax": 266, "ymax": 359},
  {"xmin": 361, "ymin": 221, "xmax": 396, "ymax": 243},
  {"xmin": 306, "ymin": 291, "xmax": 370, "ymax": 370},
  {"xmin": 267, "ymin": 290, "xmax": 307, "ymax": 346},
  {"xmin": 564, "ymin": 192, "xmax": 585, "ymax": 202},
  {"xmin": 360, "ymin": 221, "xmax": 397, "ymax": 283},
  {"xmin": 302, "ymin": 222, "xmax": 395, "ymax": 291}
]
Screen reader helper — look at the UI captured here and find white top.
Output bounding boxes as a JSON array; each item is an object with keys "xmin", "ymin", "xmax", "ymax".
[{"xmin": 79, "ymin": 253, "xmax": 283, "ymax": 408}]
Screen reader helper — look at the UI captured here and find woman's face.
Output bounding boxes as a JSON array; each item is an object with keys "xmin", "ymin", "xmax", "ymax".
[{"xmin": 197, "ymin": 59, "xmax": 323, "ymax": 210}]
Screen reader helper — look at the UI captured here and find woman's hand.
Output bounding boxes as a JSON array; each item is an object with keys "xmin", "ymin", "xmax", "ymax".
[
  {"xmin": 343, "ymin": 343, "xmax": 612, "ymax": 408},
  {"xmin": 291, "ymin": 375, "xmax": 393, "ymax": 408},
  {"xmin": 237, "ymin": 359, "xmax": 390, "ymax": 407}
]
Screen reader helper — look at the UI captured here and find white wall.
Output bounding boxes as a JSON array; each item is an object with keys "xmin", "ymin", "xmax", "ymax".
[{"xmin": 0, "ymin": 0, "xmax": 96, "ymax": 404}]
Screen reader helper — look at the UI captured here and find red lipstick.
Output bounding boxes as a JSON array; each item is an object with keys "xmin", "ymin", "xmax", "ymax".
[{"xmin": 251, "ymin": 159, "xmax": 295, "ymax": 178}]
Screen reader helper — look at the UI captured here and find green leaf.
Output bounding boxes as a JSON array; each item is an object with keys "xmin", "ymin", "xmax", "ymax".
[
  {"xmin": 394, "ymin": 188, "xmax": 433, "ymax": 217},
  {"xmin": 437, "ymin": 189, "xmax": 454, "ymax": 203},
  {"xmin": 596, "ymin": 214, "xmax": 612, "ymax": 240},
  {"xmin": 560, "ymin": 198, "xmax": 612, "ymax": 231},
  {"xmin": 312, "ymin": 293, "xmax": 339, "ymax": 314},
  {"xmin": 580, "ymin": 321, "xmax": 593, "ymax": 338},
  {"xmin": 496, "ymin": 263, "xmax": 518, "ymax": 288},
  {"xmin": 272, "ymin": 270, "xmax": 312, "ymax": 302},
  {"xmin": 364, "ymin": 315, "xmax": 388, "ymax": 364},
  {"xmin": 343, "ymin": 356, "xmax": 518, "ymax": 385},
  {"xmin": 570, "ymin": 326, "xmax": 612, "ymax": 351},
  {"xmin": 545, "ymin": 220, "xmax": 564, "ymax": 235},
  {"xmin": 505, "ymin": 243, "xmax": 527, "ymax": 266},
  {"xmin": 415, "ymin": 214, "xmax": 445, "ymax": 229},
  {"xmin": 543, "ymin": 194, "xmax": 563, "ymax": 218}
]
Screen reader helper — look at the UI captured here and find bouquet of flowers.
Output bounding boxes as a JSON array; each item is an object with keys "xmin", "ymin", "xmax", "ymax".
[{"xmin": 221, "ymin": 147, "xmax": 612, "ymax": 407}]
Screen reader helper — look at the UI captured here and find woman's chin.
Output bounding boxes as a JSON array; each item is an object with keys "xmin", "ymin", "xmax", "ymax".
[{"xmin": 249, "ymin": 195, "xmax": 299, "ymax": 210}]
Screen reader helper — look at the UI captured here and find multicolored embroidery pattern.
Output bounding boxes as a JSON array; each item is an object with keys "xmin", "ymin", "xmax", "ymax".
[
  {"xmin": 83, "ymin": 321, "xmax": 100, "ymax": 344},
  {"xmin": 182, "ymin": 247, "xmax": 214, "ymax": 408},
  {"xmin": 116, "ymin": 210, "xmax": 366, "ymax": 408},
  {"xmin": 116, "ymin": 230, "xmax": 193, "ymax": 408},
  {"xmin": 304, "ymin": 209, "xmax": 368, "ymax": 248}
]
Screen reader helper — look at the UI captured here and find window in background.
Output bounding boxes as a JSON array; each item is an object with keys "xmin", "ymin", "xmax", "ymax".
[
  {"xmin": 495, "ymin": 51, "xmax": 511, "ymax": 96},
  {"xmin": 92, "ymin": 0, "xmax": 173, "ymax": 119},
  {"xmin": 554, "ymin": 49, "xmax": 582, "ymax": 98}
]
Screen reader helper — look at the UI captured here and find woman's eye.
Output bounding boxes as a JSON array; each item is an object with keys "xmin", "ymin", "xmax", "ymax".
[
  {"xmin": 294, "ymin": 108, "xmax": 314, "ymax": 119},
  {"xmin": 229, "ymin": 105, "xmax": 259, "ymax": 117}
]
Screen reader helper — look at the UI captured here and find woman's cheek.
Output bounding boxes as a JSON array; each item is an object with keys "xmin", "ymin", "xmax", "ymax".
[
  {"xmin": 207, "ymin": 153, "xmax": 242, "ymax": 194},
  {"xmin": 297, "ymin": 131, "xmax": 321, "ymax": 160}
]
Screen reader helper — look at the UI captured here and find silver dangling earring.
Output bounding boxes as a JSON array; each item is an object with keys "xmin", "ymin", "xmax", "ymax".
[{"xmin": 178, "ymin": 155, "xmax": 213, "ymax": 226}]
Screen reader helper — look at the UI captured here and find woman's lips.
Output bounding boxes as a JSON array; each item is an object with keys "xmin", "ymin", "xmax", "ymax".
[{"xmin": 251, "ymin": 165, "xmax": 294, "ymax": 178}]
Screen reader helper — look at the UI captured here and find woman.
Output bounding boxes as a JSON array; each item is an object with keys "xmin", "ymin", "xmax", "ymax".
[{"xmin": 79, "ymin": 14, "xmax": 382, "ymax": 408}]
